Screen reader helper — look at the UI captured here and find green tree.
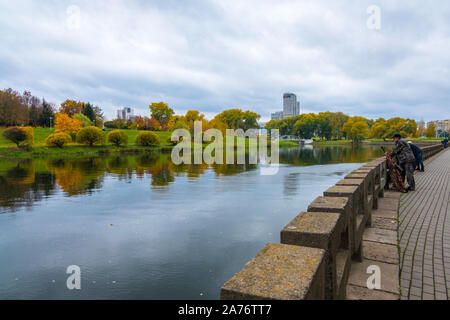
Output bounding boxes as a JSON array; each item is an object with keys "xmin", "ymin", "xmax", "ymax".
[
  {"xmin": 149, "ymin": 102, "xmax": 174, "ymax": 129},
  {"xmin": 82, "ymin": 103, "xmax": 96, "ymax": 122},
  {"xmin": 39, "ymin": 99, "xmax": 54, "ymax": 127},
  {"xmin": 73, "ymin": 113, "xmax": 93, "ymax": 127}
]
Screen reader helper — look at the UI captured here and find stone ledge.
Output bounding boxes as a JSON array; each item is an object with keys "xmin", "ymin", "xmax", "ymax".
[
  {"xmin": 280, "ymin": 211, "xmax": 343, "ymax": 251},
  {"xmin": 221, "ymin": 243, "xmax": 326, "ymax": 300}
]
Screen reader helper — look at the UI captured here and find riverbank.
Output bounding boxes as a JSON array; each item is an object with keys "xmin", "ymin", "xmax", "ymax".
[
  {"xmin": 0, "ymin": 128, "xmax": 299, "ymax": 159},
  {"xmin": 313, "ymin": 138, "xmax": 442, "ymax": 146}
]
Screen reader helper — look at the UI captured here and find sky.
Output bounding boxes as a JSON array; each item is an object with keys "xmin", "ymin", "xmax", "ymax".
[{"xmin": 1, "ymin": 0, "xmax": 449, "ymax": 122}]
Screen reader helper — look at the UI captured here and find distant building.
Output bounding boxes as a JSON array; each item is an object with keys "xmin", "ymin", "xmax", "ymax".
[
  {"xmin": 282, "ymin": 93, "xmax": 300, "ymax": 118},
  {"xmin": 270, "ymin": 93, "xmax": 300, "ymax": 120},
  {"xmin": 270, "ymin": 111, "xmax": 284, "ymax": 121},
  {"xmin": 427, "ymin": 119, "xmax": 450, "ymax": 137},
  {"xmin": 117, "ymin": 107, "xmax": 135, "ymax": 121}
]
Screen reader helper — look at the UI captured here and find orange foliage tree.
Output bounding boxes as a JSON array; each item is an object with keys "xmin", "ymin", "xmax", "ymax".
[{"xmin": 54, "ymin": 113, "xmax": 82, "ymax": 140}]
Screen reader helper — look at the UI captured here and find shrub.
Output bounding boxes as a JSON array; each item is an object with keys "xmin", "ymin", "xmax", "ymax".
[
  {"xmin": 104, "ymin": 121, "xmax": 118, "ymax": 129},
  {"xmin": 19, "ymin": 126, "xmax": 34, "ymax": 147},
  {"xmin": 2, "ymin": 127, "xmax": 27, "ymax": 147},
  {"xmin": 107, "ymin": 130, "xmax": 128, "ymax": 146},
  {"xmin": 45, "ymin": 133, "xmax": 72, "ymax": 148},
  {"xmin": 76, "ymin": 126, "xmax": 105, "ymax": 146},
  {"xmin": 135, "ymin": 131, "xmax": 160, "ymax": 146}
]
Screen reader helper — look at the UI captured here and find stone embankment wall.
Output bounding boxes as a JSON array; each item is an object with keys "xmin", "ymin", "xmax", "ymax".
[{"xmin": 220, "ymin": 143, "xmax": 444, "ymax": 300}]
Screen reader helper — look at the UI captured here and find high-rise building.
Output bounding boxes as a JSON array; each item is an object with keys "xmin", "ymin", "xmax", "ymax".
[
  {"xmin": 282, "ymin": 93, "xmax": 300, "ymax": 118},
  {"xmin": 117, "ymin": 107, "xmax": 135, "ymax": 121},
  {"xmin": 270, "ymin": 93, "xmax": 300, "ymax": 120}
]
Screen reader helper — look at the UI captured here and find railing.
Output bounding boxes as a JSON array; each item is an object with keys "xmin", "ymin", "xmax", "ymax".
[{"xmin": 220, "ymin": 143, "xmax": 444, "ymax": 300}]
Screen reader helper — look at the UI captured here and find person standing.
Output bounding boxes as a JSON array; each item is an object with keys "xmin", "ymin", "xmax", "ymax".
[
  {"xmin": 408, "ymin": 141, "xmax": 424, "ymax": 172},
  {"xmin": 386, "ymin": 134, "xmax": 416, "ymax": 191}
]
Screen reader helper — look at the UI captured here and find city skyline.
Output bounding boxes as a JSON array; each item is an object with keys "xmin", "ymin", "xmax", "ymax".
[{"xmin": 1, "ymin": 1, "xmax": 450, "ymax": 122}]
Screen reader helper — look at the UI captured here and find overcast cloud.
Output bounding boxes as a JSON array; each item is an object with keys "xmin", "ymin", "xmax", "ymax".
[{"xmin": 1, "ymin": 0, "xmax": 449, "ymax": 121}]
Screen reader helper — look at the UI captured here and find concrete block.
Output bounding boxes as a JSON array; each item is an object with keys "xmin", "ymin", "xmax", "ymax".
[
  {"xmin": 220, "ymin": 243, "xmax": 326, "ymax": 300},
  {"xmin": 324, "ymin": 185, "xmax": 363, "ymax": 257},
  {"xmin": 336, "ymin": 249, "xmax": 352, "ymax": 299},
  {"xmin": 362, "ymin": 241, "xmax": 399, "ymax": 264},
  {"xmin": 281, "ymin": 211, "xmax": 345, "ymax": 299},
  {"xmin": 372, "ymin": 216, "xmax": 397, "ymax": 231},
  {"xmin": 307, "ymin": 196, "xmax": 351, "ymax": 252},
  {"xmin": 363, "ymin": 228, "xmax": 397, "ymax": 246},
  {"xmin": 347, "ymin": 260, "xmax": 400, "ymax": 295},
  {"xmin": 281, "ymin": 211, "xmax": 344, "ymax": 253}
]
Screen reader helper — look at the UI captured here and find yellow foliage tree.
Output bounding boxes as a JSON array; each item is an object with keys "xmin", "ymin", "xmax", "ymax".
[
  {"xmin": 426, "ymin": 122, "xmax": 436, "ymax": 138},
  {"xmin": 342, "ymin": 116, "xmax": 370, "ymax": 143},
  {"xmin": 54, "ymin": 113, "xmax": 82, "ymax": 140}
]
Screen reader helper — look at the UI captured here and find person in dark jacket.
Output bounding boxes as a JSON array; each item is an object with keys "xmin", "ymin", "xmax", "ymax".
[
  {"xmin": 408, "ymin": 141, "xmax": 424, "ymax": 172},
  {"xmin": 385, "ymin": 134, "xmax": 416, "ymax": 191}
]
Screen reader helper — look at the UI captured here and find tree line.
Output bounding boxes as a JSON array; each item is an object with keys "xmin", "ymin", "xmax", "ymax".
[
  {"xmin": 265, "ymin": 113, "xmax": 424, "ymax": 142},
  {"xmin": 105, "ymin": 102, "xmax": 261, "ymax": 134}
]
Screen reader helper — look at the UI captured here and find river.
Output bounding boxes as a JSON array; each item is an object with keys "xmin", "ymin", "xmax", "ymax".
[{"xmin": 0, "ymin": 145, "xmax": 383, "ymax": 299}]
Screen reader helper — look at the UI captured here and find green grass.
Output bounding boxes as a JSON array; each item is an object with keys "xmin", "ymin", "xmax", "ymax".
[
  {"xmin": 0, "ymin": 128, "xmax": 173, "ymax": 159},
  {"xmin": 0, "ymin": 128, "xmax": 295, "ymax": 159}
]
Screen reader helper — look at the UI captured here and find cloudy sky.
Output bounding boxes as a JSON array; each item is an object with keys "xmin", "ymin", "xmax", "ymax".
[{"xmin": 1, "ymin": 0, "xmax": 449, "ymax": 122}]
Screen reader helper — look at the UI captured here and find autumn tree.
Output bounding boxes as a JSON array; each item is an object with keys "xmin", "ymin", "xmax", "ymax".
[
  {"xmin": 60, "ymin": 100, "xmax": 83, "ymax": 116},
  {"xmin": 342, "ymin": 116, "xmax": 370, "ymax": 143},
  {"xmin": 149, "ymin": 102, "xmax": 174, "ymax": 129},
  {"xmin": 54, "ymin": 113, "xmax": 82, "ymax": 140},
  {"xmin": 371, "ymin": 118, "xmax": 388, "ymax": 139},
  {"xmin": 214, "ymin": 109, "xmax": 260, "ymax": 130},
  {"xmin": 426, "ymin": 122, "xmax": 436, "ymax": 138},
  {"xmin": 293, "ymin": 114, "xmax": 317, "ymax": 139}
]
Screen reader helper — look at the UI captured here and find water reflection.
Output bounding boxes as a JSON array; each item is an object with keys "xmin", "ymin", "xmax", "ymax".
[
  {"xmin": 0, "ymin": 145, "xmax": 384, "ymax": 299},
  {"xmin": 0, "ymin": 146, "xmax": 383, "ymax": 212}
]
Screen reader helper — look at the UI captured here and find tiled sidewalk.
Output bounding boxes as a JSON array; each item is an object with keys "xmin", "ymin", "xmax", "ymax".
[{"xmin": 399, "ymin": 149, "xmax": 450, "ymax": 300}]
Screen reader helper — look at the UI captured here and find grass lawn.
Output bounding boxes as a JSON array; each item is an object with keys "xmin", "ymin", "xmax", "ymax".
[
  {"xmin": 0, "ymin": 128, "xmax": 173, "ymax": 158},
  {"xmin": 0, "ymin": 128, "xmax": 294, "ymax": 159}
]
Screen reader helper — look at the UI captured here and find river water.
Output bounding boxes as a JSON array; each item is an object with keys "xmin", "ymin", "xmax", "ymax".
[{"xmin": 0, "ymin": 145, "xmax": 383, "ymax": 299}]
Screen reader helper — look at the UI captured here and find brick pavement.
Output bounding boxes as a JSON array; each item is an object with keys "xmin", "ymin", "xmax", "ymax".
[{"xmin": 399, "ymin": 149, "xmax": 450, "ymax": 300}]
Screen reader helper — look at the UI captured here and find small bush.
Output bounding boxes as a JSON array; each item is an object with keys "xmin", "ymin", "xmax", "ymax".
[
  {"xmin": 2, "ymin": 127, "xmax": 34, "ymax": 148},
  {"xmin": 107, "ymin": 130, "xmax": 128, "ymax": 146},
  {"xmin": 135, "ymin": 131, "xmax": 160, "ymax": 147},
  {"xmin": 76, "ymin": 126, "xmax": 105, "ymax": 146},
  {"xmin": 2, "ymin": 127, "xmax": 27, "ymax": 147},
  {"xmin": 45, "ymin": 133, "xmax": 72, "ymax": 148}
]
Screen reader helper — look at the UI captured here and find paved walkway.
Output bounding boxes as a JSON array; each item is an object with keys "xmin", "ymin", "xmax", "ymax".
[{"xmin": 399, "ymin": 149, "xmax": 450, "ymax": 300}]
